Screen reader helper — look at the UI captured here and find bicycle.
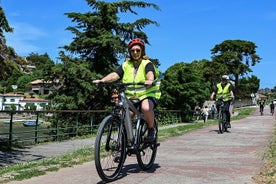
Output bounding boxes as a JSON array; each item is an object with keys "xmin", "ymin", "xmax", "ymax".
[
  {"xmin": 260, "ymin": 105, "xmax": 264, "ymax": 116},
  {"xmin": 94, "ymin": 82, "xmax": 159, "ymax": 182},
  {"xmin": 216, "ymin": 98, "xmax": 228, "ymax": 134}
]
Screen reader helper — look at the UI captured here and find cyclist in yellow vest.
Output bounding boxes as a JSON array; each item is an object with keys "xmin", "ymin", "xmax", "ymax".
[
  {"xmin": 210, "ymin": 75, "xmax": 235, "ymax": 128},
  {"xmin": 93, "ymin": 38, "xmax": 161, "ymax": 142}
]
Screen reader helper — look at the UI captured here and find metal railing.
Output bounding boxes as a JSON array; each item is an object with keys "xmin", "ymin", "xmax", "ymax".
[{"xmin": 0, "ymin": 109, "xmax": 184, "ymax": 149}]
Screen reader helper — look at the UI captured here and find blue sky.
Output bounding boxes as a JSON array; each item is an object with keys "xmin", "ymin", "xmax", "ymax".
[{"xmin": 2, "ymin": 0, "xmax": 276, "ymax": 89}]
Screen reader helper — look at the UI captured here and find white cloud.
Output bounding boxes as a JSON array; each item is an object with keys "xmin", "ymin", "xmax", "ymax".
[{"xmin": 5, "ymin": 22, "xmax": 47, "ymax": 56}]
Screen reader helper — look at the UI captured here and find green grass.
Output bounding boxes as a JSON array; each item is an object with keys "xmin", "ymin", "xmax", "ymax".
[
  {"xmin": 253, "ymin": 122, "xmax": 276, "ymax": 184},
  {"xmin": 0, "ymin": 108, "xmax": 258, "ymax": 183}
]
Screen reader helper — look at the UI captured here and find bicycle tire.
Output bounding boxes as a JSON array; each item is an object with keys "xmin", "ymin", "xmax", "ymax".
[
  {"xmin": 218, "ymin": 109, "xmax": 224, "ymax": 134},
  {"xmin": 222, "ymin": 111, "xmax": 227, "ymax": 132},
  {"xmin": 136, "ymin": 119, "xmax": 158, "ymax": 170},
  {"xmin": 94, "ymin": 115, "xmax": 126, "ymax": 182}
]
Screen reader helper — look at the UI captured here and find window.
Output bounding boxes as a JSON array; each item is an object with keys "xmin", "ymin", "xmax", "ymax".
[{"xmin": 10, "ymin": 99, "xmax": 15, "ymax": 102}]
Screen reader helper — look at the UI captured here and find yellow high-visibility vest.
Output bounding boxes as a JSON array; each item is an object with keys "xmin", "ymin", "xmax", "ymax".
[
  {"xmin": 216, "ymin": 83, "xmax": 231, "ymax": 101},
  {"xmin": 122, "ymin": 59, "xmax": 161, "ymax": 100}
]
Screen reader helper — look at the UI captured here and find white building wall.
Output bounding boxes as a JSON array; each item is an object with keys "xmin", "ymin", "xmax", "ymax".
[{"xmin": 0, "ymin": 94, "xmax": 48, "ymax": 111}]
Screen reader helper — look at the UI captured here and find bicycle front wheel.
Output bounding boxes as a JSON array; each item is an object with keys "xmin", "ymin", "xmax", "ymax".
[
  {"xmin": 136, "ymin": 119, "xmax": 158, "ymax": 170},
  {"xmin": 218, "ymin": 110, "xmax": 224, "ymax": 134},
  {"xmin": 94, "ymin": 115, "xmax": 126, "ymax": 182},
  {"xmin": 222, "ymin": 111, "xmax": 227, "ymax": 132}
]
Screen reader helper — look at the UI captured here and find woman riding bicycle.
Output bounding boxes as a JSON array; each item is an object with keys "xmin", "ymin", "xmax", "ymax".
[
  {"xmin": 93, "ymin": 38, "xmax": 161, "ymax": 142},
  {"xmin": 210, "ymin": 75, "xmax": 235, "ymax": 128}
]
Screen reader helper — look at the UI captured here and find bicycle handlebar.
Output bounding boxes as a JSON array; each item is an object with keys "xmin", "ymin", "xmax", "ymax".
[
  {"xmin": 95, "ymin": 81, "xmax": 157, "ymax": 88},
  {"xmin": 216, "ymin": 97, "xmax": 234, "ymax": 106}
]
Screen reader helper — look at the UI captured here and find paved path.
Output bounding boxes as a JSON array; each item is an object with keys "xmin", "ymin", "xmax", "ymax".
[{"xmin": 5, "ymin": 107, "xmax": 276, "ymax": 184}]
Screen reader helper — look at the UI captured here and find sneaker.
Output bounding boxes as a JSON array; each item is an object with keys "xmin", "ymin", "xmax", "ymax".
[
  {"xmin": 113, "ymin": 153, "xmax": 121, "ymax": 163},
  {"xmin": 145, "ymin": 128, "xmax": 156, "ymax": 142}
]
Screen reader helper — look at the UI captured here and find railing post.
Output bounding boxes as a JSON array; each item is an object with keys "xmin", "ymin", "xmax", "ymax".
[
  {"xmin": 8, "ymin": 111, "xmax": 14, "ymax": 149},
  {"xmin": 35, "ymin": 112, "xmax": 39, "ymax": 144},
  {"xmin": 55, "ymin": 112, "xmax": 59, "ymax": 141},
  {"xmin": 90, "ymin": 113, "xmax": 94, "ymax": 134},
  {"xmin": 75, "ymin": 113, "xmax": 79, "ymax": 136}
]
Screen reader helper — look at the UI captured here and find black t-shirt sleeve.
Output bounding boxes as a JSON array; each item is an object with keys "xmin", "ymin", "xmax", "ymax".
[
  {"xmin": 115, "ymin": 65, "xmax": 124, "ymax": 79},
  {"xmin": 229, "ymin": 84, "xmax": 234, "ymax": 92},
  {"xmin": 145, "ymin": 62, "xmax": 156, "ymax": 78},
  {"xmin": 213, "ymin": 86, "xmax": 218, "ymax": 93}
]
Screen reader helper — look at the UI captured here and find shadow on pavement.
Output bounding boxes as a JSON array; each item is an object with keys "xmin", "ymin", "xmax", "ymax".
[
  {"xmin": 96, "ymin": 163, "xmax": 160, "ymax": 184},
  {"xmin": 0, "ymin": 148, "xmax": 45, "ymax": 167}
]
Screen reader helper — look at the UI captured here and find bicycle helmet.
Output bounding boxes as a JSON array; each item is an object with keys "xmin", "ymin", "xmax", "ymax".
[
  {"xmin": 222, "ymin": 75, "xmax": 229, "ymax": 80},
  {"xmin": 127, "ymin": 38, "xmax": 145, "ymax": 50}
]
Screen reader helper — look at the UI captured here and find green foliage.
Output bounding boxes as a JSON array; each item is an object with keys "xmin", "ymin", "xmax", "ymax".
[
  {"xmin": 63, "ymin": 0, "xmax": 160, "ymax": 75},
  {"xmin": 48, "ymin": 54, "xmax": 97, "ymax": 110},
  {"xmin": 0, "ymin": 6, "xmax": 13, "ymax": 62},
  {"xmin": 236, "ymin": 75, "xmax": 260, "ymax": 98},
  {"xmin": 26, "ymin": 53, "xmax": 55, "ymax": 81},
  {"xmin": 10, "ymin": 104, "xmax": 16, "ymax": 111},
  {"xmin": 16, "ymin": 74, "xmax": 35, "ymax": 92},
  {"xmin": 0, "ymin": 7, "xmax": 13, "ymax": 34},
  {"xmin": 211, "ymin": 39, "xmax": 261, "ymax": 92},
  {"xmin": 25, "ymin": 104, "xmax": 37, "ymax": 110},
  {"xmin": 48, "ymin": 0, "xmax": 160, "ymax": 110},
  {"xmin": 160, "ymin": 62, "xmax": 210, "ymax": 112},
  {"xmin": 197, "ymin": 59, "xmax": 229, "ymax": 86}
]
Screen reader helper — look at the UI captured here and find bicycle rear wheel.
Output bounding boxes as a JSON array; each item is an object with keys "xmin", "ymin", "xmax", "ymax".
[
  {"xmin": 94, "ymin": 115, "xmax": 126, "ymax": 182},
  {"xmin": 136, "ymin": 119, "xmax": 158, "ymax": 170}
]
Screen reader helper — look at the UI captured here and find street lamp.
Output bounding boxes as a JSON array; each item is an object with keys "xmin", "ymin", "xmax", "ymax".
[{"xmin": 11, "ymin": 85, "xmax": 18, "ymax": 94}]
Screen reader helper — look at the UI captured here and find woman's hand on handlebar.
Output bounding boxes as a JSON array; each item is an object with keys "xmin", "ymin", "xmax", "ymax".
[{"xmin": 144, "ymin": 80, "xmax": 154, "ymax": 86}]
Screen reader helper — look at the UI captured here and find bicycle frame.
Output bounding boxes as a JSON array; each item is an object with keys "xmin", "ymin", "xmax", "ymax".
[
  {"xmin": 217, "ymin": 99, "xmax": 227, "ymax": 133},
  {"xmin": 118, "ymin": 89, "xmax": 143, "ymax": 147}
]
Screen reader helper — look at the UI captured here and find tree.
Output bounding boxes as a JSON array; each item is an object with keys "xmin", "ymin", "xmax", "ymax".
[
  {"xmin": 0, "ymin": 6, "xmax": 29, "ymax": 85},
  {"xmin": 16, "ymin": 74, "xmax": 35, "ymax": 93},
  {"xmin": 211, "ymin": 40, "xmax": 261, "ymax": 93},
  {"xmin": 0, "ymin": 5, "xmax": 17, "ymax": 81},
  {"xmin": 48, "ymin": 54, "xmax": 96, "ymax": 110},
  {"xmin": 272, "ymin": 86, "xmax": 276, "ymax": 93},
  {"xmin": 237, "ymin": 75, "xmax": 260, "ymax": 98},
  {"xmin": 160, "ymin": 62, "xmax": 210, "ymax": 112},
  {"xmin": 26, "ymin": 53, "xmax": 55, "ymax": 80},
  {"xmin": 49, "ymin": 0, "xmax": 160, "ymax": 110},
  {"xmin": 0, "ymin": 6, "xmax": 13, "ymax": 60},
  {"xmin": 63, "ymin": 0, "xmax": 160, "ymax": 75}
]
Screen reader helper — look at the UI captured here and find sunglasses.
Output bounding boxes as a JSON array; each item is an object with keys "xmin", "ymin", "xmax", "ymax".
[{"xmin": 130, "ymin": 49, "xmax": 141, "ymax": 53}]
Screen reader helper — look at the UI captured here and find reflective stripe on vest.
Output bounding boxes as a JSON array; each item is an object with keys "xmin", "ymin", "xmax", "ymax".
[
  {"xmin": 216, "ymin": 83, "xmax": 231, "ymax": 101},
  {"xmin": 122, "ymin": 59, "xmax": 161, "ymax": 100}
]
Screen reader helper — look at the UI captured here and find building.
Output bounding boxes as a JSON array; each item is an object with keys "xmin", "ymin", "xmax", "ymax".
[
  {"xmin": 30, "ymin": 79, "xmax": 50, "ymax": 95},
  {"xmin": 0, "ymin": 93, "xmax": 48, "ymax": 110},
  {"xmin": 19, "ymin": 98, "xmax": 48, "ymax": 110}
]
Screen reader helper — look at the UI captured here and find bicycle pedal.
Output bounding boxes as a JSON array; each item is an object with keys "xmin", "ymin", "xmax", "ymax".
[{"xmin": 156, "ymin": 143, "xmax": 160, "ymax": 147}]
